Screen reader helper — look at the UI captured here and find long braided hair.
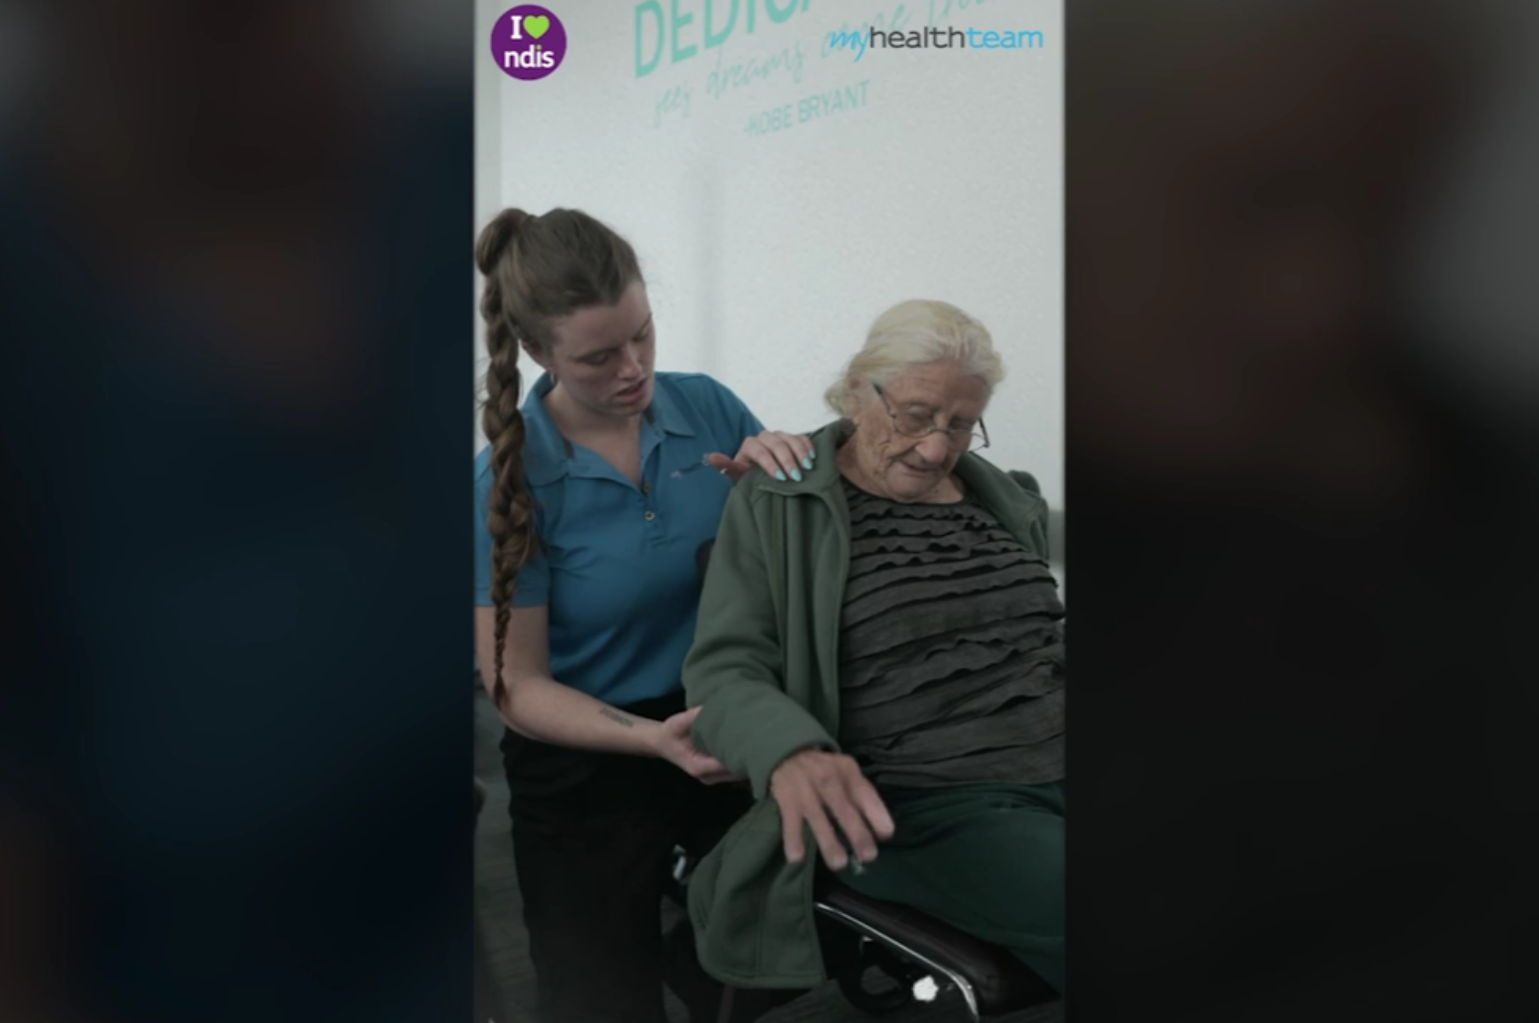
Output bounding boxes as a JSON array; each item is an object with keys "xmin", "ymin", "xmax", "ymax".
[{"xmin": 475, "ymin": 208, "xmax": 642, "ymax": 707}]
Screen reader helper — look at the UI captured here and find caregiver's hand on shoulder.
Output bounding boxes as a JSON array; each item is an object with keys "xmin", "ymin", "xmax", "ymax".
[
  {"xmin": 654, "ymin": 706, "xmax": 741, "ymax": 785},
  {"xmin": 769, "ymin": 748, "xmax": 894, "ymax": 870},
  {"xmin": 706, "ymin": 430, "xmax": 815, "ymax": 485}
]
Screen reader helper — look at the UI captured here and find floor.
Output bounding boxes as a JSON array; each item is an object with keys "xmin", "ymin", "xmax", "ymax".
[{"xmin": 474, "ymin": 687, "xmax": 1063, "ymax": 1023}]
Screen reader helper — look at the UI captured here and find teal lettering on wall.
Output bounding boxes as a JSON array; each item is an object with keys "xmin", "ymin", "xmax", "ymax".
[
  {"xmin": 927, "ymin": 0, "xmax": 983, "ymax": 23},
  {"xmin": 636, "ymin": 0, "xmax": 813, "ymax": 77},
  {"xmin": 636, "ymin": 0, "xmax": 665, "ymax": 77},
  {"xmin": 764, "ymin": 0, "xmax": 799, "ymax": 23},
  {"xmin": 704, "ymin": 0, "xmax": 738, "ymax": 49},
  {"xmin": 671, "ymin": 0, "xmax": 698, "ymax": 63}
]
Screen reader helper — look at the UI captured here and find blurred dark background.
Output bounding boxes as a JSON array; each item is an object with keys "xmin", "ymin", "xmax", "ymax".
[
  {"xmin": 2, "ymin": 0, "xmax": 1536, "ymax": 1020},
  {"xmin": 0, "ymin": 2, "xmax": 473, "ymax": 1021},
  {"xmin": 1068, "ymin": 0, "xmax": 1539, "ymax": 1019}
]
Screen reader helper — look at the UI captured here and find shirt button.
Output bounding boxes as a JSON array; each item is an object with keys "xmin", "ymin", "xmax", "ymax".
[{"xmin": 644, "ymin": 511, "xmax": 656, "ymax": 521}]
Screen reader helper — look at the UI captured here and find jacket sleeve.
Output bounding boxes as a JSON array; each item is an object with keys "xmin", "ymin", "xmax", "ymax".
[{"xmin": 684, "ymin": 482, "xmax": 839, "ymax": 801}]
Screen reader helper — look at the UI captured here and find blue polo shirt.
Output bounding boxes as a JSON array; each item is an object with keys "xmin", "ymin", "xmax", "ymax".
[{"xmin": 474, "ymin": 371, "xmax": 764, "ymax": 706}]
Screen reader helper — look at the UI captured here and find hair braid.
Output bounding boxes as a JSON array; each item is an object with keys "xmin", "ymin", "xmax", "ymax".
[
  {"xmin": 475, "ymin": 207, "xmax": 643, "ymax": 710},
  {"xmin": 477, "ymin": 211, "xmax": 539, "ymax": 709}
]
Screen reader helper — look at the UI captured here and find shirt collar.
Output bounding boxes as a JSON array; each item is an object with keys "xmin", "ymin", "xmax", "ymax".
[
  {"xmin": 518, "ymin": 372, "xmax": 694, "ymax": 486},
  {"xmin": 645, "ymin": 376, "xmax": 696, "ymax": 438},
  {"xmin": 518, "ymin": 373, "xmax": 571, "ymax": 486}
]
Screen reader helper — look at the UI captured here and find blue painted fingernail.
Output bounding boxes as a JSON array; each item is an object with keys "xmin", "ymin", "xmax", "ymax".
[
  {"xmin": 802, "ymin": 457, "xmax": 813, "ymax": 471},
  {"xmin": 791, "ymin": 468, "xmax": 803, "ymax": 482},
  {"xmin": 774, "ymin": 470, "xmax": 787, "ymax": 481}
]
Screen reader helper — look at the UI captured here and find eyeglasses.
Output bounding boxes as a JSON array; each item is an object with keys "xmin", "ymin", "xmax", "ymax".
[{"xmin": 871, "ymin": 383, "xmax": 990, "ymax": 451}]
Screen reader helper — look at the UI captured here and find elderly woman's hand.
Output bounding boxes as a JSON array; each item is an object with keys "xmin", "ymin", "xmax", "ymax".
[
  {"xmin": 706, "ymin": 430, "xmax": 815, "ymax": 485},
  {"xmin": 768, "ymin": 748, "xmax": 895, "ymax": 871}
]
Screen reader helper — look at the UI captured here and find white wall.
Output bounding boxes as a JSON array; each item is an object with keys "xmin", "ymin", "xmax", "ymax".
[{"xmin": 474, "ymin": 0, "xmax": 1062, "ymax": 509}]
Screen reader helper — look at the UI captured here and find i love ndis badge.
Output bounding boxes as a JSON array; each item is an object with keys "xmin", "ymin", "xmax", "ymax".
[{"xmin": 492, "ymin": 5, "xmax": 567, "ymax": 81}]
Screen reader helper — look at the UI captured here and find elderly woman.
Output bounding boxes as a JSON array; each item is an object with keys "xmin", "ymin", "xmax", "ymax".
[{"xmin": 682, "ymin": 299, "xmax": 1065, "ymax": 996}]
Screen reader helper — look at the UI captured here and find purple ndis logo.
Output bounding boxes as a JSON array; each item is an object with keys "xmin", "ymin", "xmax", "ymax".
[{"xmin": 492, "ymin": 5, "xmax": 568, "ymax": 80}]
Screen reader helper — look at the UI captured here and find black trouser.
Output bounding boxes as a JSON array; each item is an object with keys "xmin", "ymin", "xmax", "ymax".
[{"xmin": 502, "ymin": 691, "xmax": 752, "ymax": 1023}]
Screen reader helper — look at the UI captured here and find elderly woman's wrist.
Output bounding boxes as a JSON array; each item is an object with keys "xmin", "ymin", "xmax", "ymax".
[{"xmin": 769, "ymin": 743, "xmax": 830, "ymax": 779}]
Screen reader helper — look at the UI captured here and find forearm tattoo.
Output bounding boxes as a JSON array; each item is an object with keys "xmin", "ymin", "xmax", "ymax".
[{"xmin": 599, "ymin": 708, "xmax": 635, "ymax": 728}]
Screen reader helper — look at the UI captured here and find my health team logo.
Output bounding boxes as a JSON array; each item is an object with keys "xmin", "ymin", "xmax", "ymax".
[{"xmin": 492, "ymin": 5, "xmax": 567, "ymax": 80}]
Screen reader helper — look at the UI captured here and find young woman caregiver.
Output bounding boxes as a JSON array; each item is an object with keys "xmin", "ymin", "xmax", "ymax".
[{"xmin": 472, "ymin": 207, "xmax": 813, "ymax": 1023}]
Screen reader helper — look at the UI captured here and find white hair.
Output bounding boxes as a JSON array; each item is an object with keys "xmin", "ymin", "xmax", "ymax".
[{"xmin": 824, "ymin": 299, "xmax": 1007, "ymax": 416}]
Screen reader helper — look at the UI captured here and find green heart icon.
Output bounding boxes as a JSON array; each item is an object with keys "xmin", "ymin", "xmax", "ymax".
[{"xmin": 524, "ymin": 15, "xmax": 550, "ymax": 39}]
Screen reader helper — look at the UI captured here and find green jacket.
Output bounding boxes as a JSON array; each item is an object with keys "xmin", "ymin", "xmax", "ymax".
[{"xmin": 682, "ymin": 419, "xmax": 1050, "ymax": 988}]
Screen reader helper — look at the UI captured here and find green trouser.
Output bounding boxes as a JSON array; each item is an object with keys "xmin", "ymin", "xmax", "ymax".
[{"xmin": 839, "ymin": 781, "xmax": 1064, "ymax": 994}]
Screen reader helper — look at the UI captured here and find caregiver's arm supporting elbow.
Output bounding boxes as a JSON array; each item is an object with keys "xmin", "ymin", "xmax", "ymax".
[{"xmin": 474, "ymin": 605, "xmax": 661, "ymax": 757}]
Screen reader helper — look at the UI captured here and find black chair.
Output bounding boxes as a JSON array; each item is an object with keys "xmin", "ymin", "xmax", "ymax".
[
  {"xmin": 812, "ymin": 878, "xmax": 1056, "ymax": 1019},
  {"xmin": 692, "ymin": 540, "xmax": 1057, "ymax": 1020}
]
